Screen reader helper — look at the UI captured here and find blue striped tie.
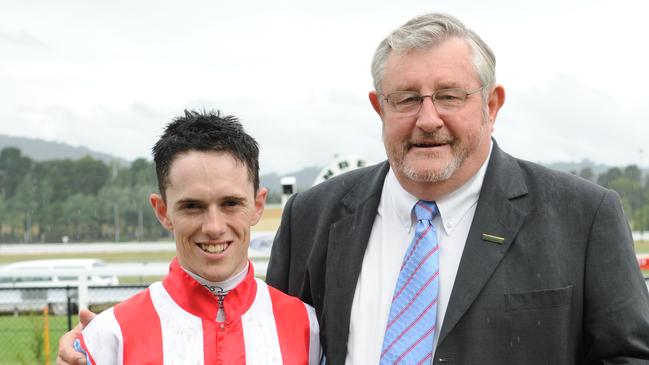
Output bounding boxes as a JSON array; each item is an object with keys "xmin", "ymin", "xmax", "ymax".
[{"xmin": 380, "ymin": 200, "xmax": 439, "ymax": 365}]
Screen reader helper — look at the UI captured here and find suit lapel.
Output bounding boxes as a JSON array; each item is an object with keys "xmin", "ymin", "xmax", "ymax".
[
  {"xmin": 323, "ymin": 162, "xmax": 389, "ymax": 364},
  {"xmin": 437, "ymin": 143, "xmax": 529, "ymax": 345}
]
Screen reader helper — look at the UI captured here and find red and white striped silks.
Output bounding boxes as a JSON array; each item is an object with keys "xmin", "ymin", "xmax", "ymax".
[{"xmin": 78, "ymin": 258, "xmax": 320, "ymax": 364}]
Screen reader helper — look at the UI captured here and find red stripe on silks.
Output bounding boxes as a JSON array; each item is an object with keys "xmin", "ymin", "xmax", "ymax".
[
  {"xmin": 268, "ymin": 285, "xmax": 310, "ymax": 364},
  {"xmin": 394, "ymin": 325, "xmax": 435, "ymax": 365},
  {"xmin": 163, "ymin": 259, "xmax": 219, "ymax": 320},
  {"xmin": 400, "ymin": 225, "xmax": 433, "ymax": 271},
  {"xmin": 212, "ymin": 317, "xmax": 246, "ymax": 365},
  {"xmin": 114, "ymin": 289, "xmax": 163, "ymax": 365},
  {"xmin": 202, "ymin": 319, "xmax": 217, "ymax": 365},
  {"xmin": 381, "ymin": 298, "xmax": 437, "ymax": 357},
  {"xmin": 77, "ymin": 334, "xmax": 98, "ymax": 365},
  {"xmin": 393, "ymin": 245, "xmax": 439, "ymax": 302}
]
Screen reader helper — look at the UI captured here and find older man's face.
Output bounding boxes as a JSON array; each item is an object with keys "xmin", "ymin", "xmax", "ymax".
[{"xmin": 376, "ymin": 38, "xmax": 496, "ymax": 189}]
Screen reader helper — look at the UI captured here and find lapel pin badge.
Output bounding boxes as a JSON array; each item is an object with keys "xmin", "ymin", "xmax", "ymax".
[{"xmin": 481, "ymin": 233, "xmax": 505, "ymax": 244}]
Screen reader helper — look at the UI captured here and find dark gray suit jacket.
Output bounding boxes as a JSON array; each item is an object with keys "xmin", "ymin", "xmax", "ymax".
[{"xmin": 266, "ymin": 142, "xmax": 649, "ymax": 364}]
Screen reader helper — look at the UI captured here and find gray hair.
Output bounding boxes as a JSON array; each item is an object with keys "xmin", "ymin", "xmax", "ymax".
[{"xmin": 371, "ymin": 13, "xmax": 496, "ymax": 101}]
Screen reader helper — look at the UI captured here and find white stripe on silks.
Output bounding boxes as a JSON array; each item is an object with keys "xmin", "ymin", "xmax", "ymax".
[
  {"xmin": 305, "ymin": 302, "xmax": 321, "ymax": 364},
  {"xmin": 241, "ymin": 279, "xmax": 283, "ymax": 364},
  {"xmin": 149, "ymin": 281, "xmax": 205, "ymax": 365},
  {"xmin": 82, "ymin": 307, "xmax": 125, "ymax": 365}
]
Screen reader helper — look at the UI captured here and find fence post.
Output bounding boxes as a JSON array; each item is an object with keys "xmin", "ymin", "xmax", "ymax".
[
  {"xmin": 66, "ymin": 286, "xmax": 73, "ymax": 331},
  {"xmin": 43, "ymin": 305, "xmax": 51, "ymax": 365},
  {"xmin": 78, "ymin": 274, "xmax": 89, "ymax": 311}
]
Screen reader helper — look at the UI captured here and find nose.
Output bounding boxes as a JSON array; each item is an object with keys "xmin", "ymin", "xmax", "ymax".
[
  {"xmin": 202, "ymin": 206, "xmax": 226, "ymax": 237},
  {"xmin": 415, "ymin": 97, "xmax": 444, "ymax": 132}
]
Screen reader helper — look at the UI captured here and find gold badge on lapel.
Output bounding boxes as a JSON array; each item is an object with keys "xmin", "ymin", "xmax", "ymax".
[{"xmin": 481, "ymin": 233, "xmax": 505, "ymax": 244}]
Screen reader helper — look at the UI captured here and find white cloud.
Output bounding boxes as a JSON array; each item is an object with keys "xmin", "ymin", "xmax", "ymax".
[
  {"xmin": 1, "ymin": 0, "xmax": 647, "ymax": 172},
  {"xmin": 495, "ymin": 74, "xmax": 647, "ymax": 166}
]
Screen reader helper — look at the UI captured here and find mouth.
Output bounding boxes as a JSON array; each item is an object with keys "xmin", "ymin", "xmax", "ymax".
[
  {"xmin": 198, "ymin": 242, "xmax": 231, "ymax": 254},
  {"xmin": 409, "ymin": 140, "xmax": 450, "ymax": 149}
]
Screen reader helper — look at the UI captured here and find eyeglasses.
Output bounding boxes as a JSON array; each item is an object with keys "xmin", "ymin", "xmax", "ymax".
[{"xmin": 382, "ymin": 86, "xmax": 484, "ymax": 115}]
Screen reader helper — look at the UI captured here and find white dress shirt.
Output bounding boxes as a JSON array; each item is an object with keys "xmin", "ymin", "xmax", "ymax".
[{"xmin": 345, "ymin": 147, "xmax": 491, "ymax": 364}]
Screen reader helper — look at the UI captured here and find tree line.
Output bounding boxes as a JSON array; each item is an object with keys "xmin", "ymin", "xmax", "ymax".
[
  {"xmin": 0, "ymin": 146, "xmax": 647, "ymax": 243},
  {"xmin": 0, "ymin": 147, "xmax": 165, "ymax": 243},
  {"xmin": 579, "ymin": 165, "xmax": 649, "ymax": 233}
]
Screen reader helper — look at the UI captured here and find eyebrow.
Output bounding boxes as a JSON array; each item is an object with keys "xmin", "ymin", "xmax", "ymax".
[
  {"xmin": 174, "ymin": 198, "xmax": 203, "ymax": 209},
  {"xmin": 222, "ymin": 196, "xmax": 247, "ymax": 204},
  {"xmin": 387, "ymin": 81, "xmax": 464, "ymax": 93},
  {"xmin": 174, "ymin": 195, "xmax": 248, "ymax": 208}
]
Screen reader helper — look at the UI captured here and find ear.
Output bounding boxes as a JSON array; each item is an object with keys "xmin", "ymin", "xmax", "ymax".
[
  {"xmin": 369, "ymin": 91, "xmax": 383, "ymax": 116},
  {"xmin": 486, "ymin": 84, "xmax": 506, "ymax": 124},
  {"xmin": 150, "ymin": 193, "xmax": 173, "ymax": 231},
  {"xmin": 250, "ymin": 187, "xmax": 268, "ymax": 226}
]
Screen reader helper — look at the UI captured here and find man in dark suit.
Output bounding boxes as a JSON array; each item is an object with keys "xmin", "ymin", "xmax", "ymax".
[{"xmin": 266, "ymin": 13, "xmax": 649, "ymax": 364}]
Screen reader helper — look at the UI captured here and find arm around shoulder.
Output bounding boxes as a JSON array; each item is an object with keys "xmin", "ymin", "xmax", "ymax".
[
  {"xmin": 75, "ymin": 308, "xmax": 122, "ymax": 365},
  {"xmin": 56, "ymin": 309, "xmax": 97, "ymax": 365}
]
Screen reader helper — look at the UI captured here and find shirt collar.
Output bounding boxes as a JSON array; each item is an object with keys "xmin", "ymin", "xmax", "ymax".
[
  {"xmin": 163, "ymin": 258, "xmax": 257, "ymax": 321},
  {"xmin": 384, "ymin": 142, "xmax": 493, "ymax": 234},
  {"xmin": 436, "ymin": 145, "xmax": 492, "ymax": 235},
  {"xmin": 383, "ymin": 169, "xmax": 418, "ymax": 230},
  {"xmin": 183, "ymin": 263, "xmax": 248, "ymax": 295}
]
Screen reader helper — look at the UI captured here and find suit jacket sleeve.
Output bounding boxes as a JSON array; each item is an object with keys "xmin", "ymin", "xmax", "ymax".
[{"xmin": 583, "ymin": 189, "xmax": 649, "ymax": 363}]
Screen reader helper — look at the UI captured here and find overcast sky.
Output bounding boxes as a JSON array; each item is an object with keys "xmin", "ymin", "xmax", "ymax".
[{"xmin": 1, "ymin": 0, "xmax": 647, "ymax": 174}]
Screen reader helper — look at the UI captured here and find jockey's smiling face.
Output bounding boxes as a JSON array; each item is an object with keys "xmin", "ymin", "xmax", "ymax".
[{"xmin": 150, "ymin": 150, "xmax": 267, "ymax": 281}]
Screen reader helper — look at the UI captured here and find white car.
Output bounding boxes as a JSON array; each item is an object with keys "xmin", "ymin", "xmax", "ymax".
[
  {"xmin": 0, "ymin": 258, "xmax": 119, "ymax": 288},
  {"xmin": 0, "ymin": 258, "xmax": 119, "ymax": 315}
]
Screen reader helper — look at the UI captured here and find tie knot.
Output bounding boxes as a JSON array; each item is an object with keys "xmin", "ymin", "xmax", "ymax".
[{"xmin": 414, "ymin": 200, "xmax": 438, "ymax": 222}]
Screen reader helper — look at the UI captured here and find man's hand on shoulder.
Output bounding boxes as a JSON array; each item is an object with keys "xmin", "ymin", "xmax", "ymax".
[{"xmin": 56, "ymin": 309, "xmax": 96, "ymax": 365}]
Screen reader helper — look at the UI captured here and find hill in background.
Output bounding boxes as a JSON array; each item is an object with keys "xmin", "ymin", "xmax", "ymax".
[
  {"xmin": 0, "ymin": 134, "xmax": 129, "ymax": 166},
  {"xmin": 543, "ymin": 160, "xmax": 619, "ymax": 177},
  {"xmin": 0, "ymin": 133, "xmax": 322, "ymax": 195},
  {"xmin": 260, "ymin": 166, "xmax": 322, "ymax": 194}
]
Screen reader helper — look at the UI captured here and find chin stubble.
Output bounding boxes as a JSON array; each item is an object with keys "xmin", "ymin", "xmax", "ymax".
[{"xmin": 392, "ymin": 113, "xmax": 489, "ymax": 183}]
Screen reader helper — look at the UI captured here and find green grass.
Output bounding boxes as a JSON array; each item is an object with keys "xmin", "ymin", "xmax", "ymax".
[
  {"xmin": 0, "ymin": 312, "xmax": 77, "ymax": 365},
  {"xmin": 119, "ymin": 275, "xmax": 165, "ymax": 284}
]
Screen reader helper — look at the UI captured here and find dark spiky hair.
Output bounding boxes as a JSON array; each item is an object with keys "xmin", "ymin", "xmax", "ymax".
[{"xmin": 152, "ymin": 109, "xmax": 259, "ymax": 199}]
